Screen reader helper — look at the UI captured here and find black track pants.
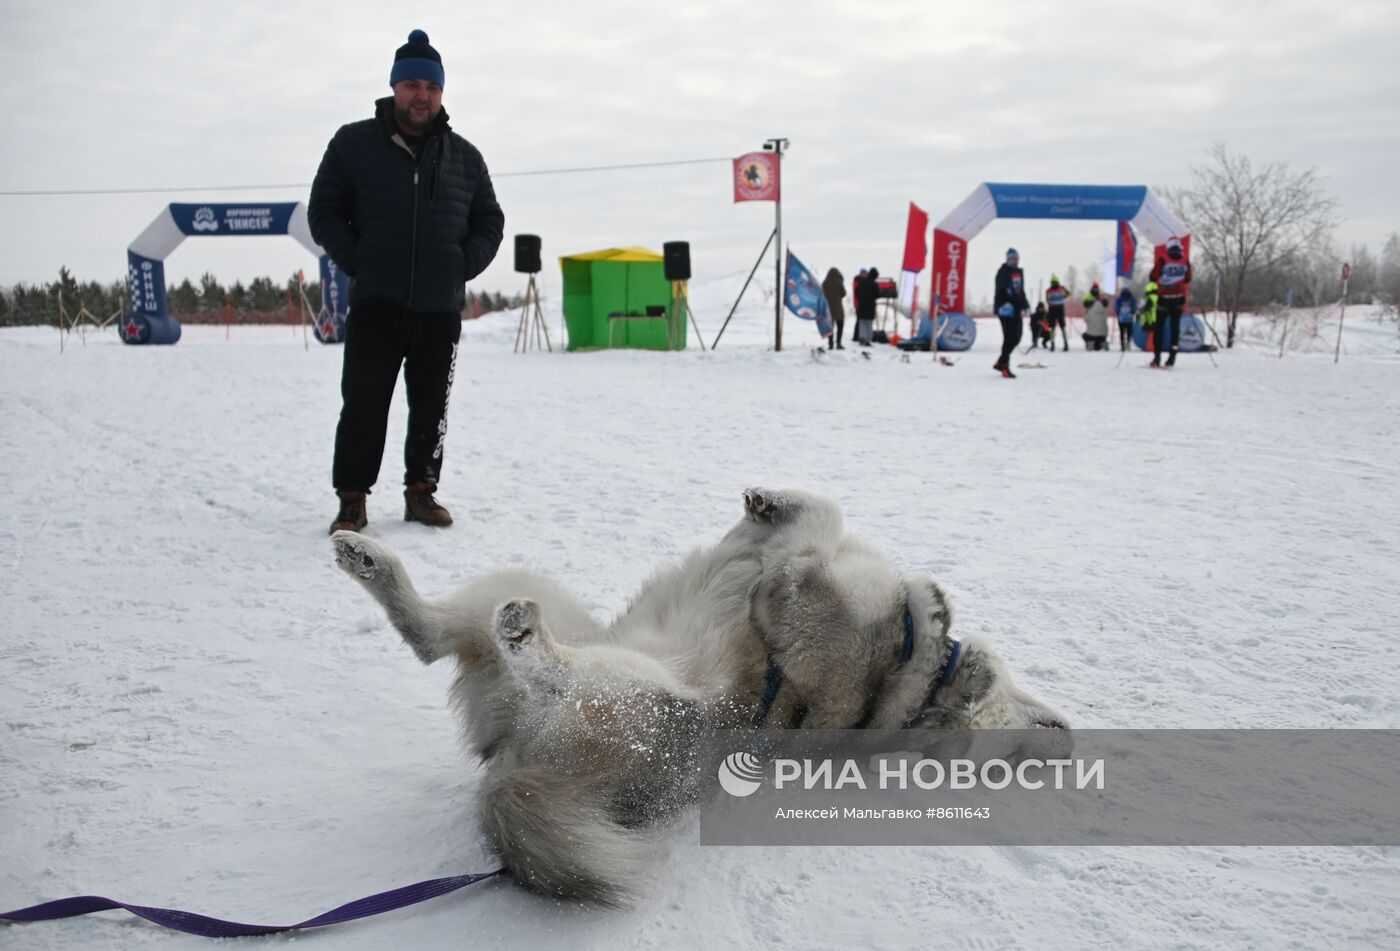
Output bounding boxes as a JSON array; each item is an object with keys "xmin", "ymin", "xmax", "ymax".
[
  {"xmin": 997, "ymin": 315, "xmax": 1022, "ymax": 367},
  {"xmin": 1154, "ymin": 297, "xmax": 1184, "ymax": 358},
  {"xmin": 332, "ymin": 300, "xmax": 461, "ymax": 492}
]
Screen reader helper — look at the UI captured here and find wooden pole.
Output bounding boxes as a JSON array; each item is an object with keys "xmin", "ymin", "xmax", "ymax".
[{"xmin": 931, "ymin": 273, "xmax": 943, "ymax": 363}]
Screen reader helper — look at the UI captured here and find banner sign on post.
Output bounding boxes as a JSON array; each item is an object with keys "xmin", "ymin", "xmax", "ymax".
[
  {"xmin": 930, "ymin": 229, "xmax": 965, "ymax": 315},
  {"xmin": 733, "ymin": 152, "xmax": 781, "ymax": 203},
  {"xmin": 783, "ymin": 250, "xmax": 832, "ymax": 339}
]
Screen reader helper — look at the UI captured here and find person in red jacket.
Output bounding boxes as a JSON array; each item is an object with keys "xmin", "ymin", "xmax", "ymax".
[{"xmin": 1148, "ymin": 237, "xmax": 1193, "ymax": 368}]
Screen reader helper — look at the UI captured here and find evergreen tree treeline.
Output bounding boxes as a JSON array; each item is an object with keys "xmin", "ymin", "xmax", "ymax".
[{"xmin": 0, "ymin": 270, "xmax": 525, "ymax": 327}]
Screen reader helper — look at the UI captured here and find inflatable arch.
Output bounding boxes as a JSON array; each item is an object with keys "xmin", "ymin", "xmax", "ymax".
[
  {"xmin": 122, "ymin": 202, "xmax": 351, "ymax": 345},
  {"xmin": 930, "ymin": 183, "xmax": 1190, "ymax": 318}
]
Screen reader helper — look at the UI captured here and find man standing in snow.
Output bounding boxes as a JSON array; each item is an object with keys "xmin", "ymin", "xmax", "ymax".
[
  {"xmin": 310, "ymin": 30, "xmax": 504, "ymax": 534},
  {"xmin": 993, "ymin": 248, "xmax": 1029, "ymax": 378},
  {"xmin": 1148, "ymin": 238, "xmax": 1193, "ymax": 368}
]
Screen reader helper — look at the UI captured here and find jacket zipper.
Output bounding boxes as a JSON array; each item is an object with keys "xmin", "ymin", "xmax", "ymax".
[
  {"xmin": 409, "ymin": 167, "xmax": 418, "ymax": 305},
  {"xmin": 390, "ymin": 135, "xmax": 420, "ymax": 306}
]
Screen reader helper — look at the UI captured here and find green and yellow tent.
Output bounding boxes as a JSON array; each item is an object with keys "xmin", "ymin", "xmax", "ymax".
[{"xmin": 559, "ymin": 247, "xmax": 681, "ymax": 351}]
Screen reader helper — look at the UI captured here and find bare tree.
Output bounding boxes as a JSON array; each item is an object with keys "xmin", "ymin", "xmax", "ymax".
[
  {"xmin": 1346, "ymin": 243, "xmax": 1377, "ymax": 304},
  {"xmin": 1296, "ymin": 241, "xmax": 1343, "ymax": 311},
  {"xmin": 1161, "ymin": 142, "xmax": 1339, "ymax": 347},
  {"xmin": 1378, "ymin": 232, "xmax": 1400, "ymax": 307},
  {"xmin": 1378, "ymin": 233, "xmax": 1400, "ymax": 345}
]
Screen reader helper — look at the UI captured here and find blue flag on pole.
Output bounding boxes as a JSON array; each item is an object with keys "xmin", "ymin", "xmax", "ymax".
[{"xmin": 783, "ymin": 250, "xmax": 832, "ymax": 338}]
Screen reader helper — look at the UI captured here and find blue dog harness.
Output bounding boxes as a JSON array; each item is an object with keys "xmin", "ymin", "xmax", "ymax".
[{"xmin": 752, "ymin": 607, "xmax": 962, "ymax": 727}]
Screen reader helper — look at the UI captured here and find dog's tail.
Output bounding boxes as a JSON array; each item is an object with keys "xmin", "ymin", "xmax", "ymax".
[{"xmin": 479, "ymin": 761, "xmax": 653, "ymax": 906}]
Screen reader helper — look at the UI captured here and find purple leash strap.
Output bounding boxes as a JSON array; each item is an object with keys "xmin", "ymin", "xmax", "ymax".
[{"xmin": 1, "ymin": 868, "xmax": 506, "ymax": 938}]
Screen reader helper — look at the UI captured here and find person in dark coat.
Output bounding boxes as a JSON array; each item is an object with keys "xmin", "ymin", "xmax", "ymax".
[
  {"xmin": 1030, "ymin": 301, "xmax": 1048, "ymax": 349},
  {"xmin": 1044, "ymin": 275, "xmax": 1071, "ymax": 352},
  {"xmin": 854, "ymin": 266, "xmax": 879, "ymax": 346},
  {"xmin": 992, "ymin": 248, "xmax": 1029, "ymax": 377},
  {"xmin": 821, "ymin": 267, "xmax": 847, "ymax": 349},
  {"xmin": 310, "ymin": 30, "xmax": 504, "ymax": 534}
]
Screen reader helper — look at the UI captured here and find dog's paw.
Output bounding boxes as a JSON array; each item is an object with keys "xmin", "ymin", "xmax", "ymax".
[
  {"xmin": 495, "ymin": 598, "xmax": 540, "ymax": 653},
  {"xmin": 332, "ymin": 531, "xmax": 384, "ymax": 581},
  {"xmin": 743, "ymin": 487, "xmax": 785, "ymax": 523}
]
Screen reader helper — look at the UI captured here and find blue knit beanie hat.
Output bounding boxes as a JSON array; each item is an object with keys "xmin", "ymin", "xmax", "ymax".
[{"xmin": 390, "ymin": 30, "xmax": 444, "ymax": 88}]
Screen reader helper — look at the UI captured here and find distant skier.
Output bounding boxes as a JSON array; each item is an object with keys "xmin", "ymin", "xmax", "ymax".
[
  {"xmin": 1044, "ymin": 275, "xmax": 1071, "ymax": 352},
  {"xmin": 993, "ymin": 248, "xmax": 1029, "ymax": 378},
  {"xmin": 1139, "ymin": 281, "xmax": 1160, "ymax": 354},
  {"xmin": 1114, "ymin": 286, "xmax": 1137, "ymax": 351},
  {"xmin": 1148, "ymin": 238, "xmax": 1193, "ymax": 368},
  {"xmin": 1081, "ymin": 283, "xmax": 1110, "ymax": 350}
]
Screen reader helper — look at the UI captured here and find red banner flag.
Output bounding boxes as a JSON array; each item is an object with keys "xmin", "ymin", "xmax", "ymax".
[
  {"xmin": 902, "ymin": 203, "xmax": 929, "ymax": 273},
  {"xmin": 931, "ymin": 228, "xmax": 967, "ymax": 314},
  {"xmin": 1116, "ymin": 221, "xmax": 1137, "ymax": 281},
  {"xmin": 733, "ymin": 152, "xmax": 781, "ymax": 202}
]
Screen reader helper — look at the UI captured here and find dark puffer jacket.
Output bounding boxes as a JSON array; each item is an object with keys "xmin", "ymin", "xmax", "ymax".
[{"xmin": 309, "ymin": 97, "xmax": 505, "ymax": 314}]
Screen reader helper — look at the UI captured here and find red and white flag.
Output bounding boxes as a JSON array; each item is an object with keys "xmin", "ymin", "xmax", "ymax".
[
  {"xmin": 732, "ymin": 152, "xmax": 780, "ymax": 203},
  {"xmin": 901, "ymin": 202, "xmax": 929, "ymax": 273}
]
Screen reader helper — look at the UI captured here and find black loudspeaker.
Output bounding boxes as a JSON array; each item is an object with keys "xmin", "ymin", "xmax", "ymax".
[
  {"xmin": 514, "ymin": 234, "xmax": 541, "ymax": 274},
  {"xmin": 663, "ymin": 241, "xmax": 691, "ymax": 281}
]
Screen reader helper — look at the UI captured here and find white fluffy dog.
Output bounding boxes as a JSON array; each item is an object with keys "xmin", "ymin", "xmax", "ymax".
[{"xmin": 332, "ymin": 487, "xmax": 1067, "ymax": 904}]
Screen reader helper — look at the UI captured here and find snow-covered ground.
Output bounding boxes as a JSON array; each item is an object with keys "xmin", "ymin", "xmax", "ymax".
[{"xmin": 3, "ymin": 286, "xmax": 1399, "ymax": 949}]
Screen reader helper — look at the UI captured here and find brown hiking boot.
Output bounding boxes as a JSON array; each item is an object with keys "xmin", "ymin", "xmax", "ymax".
[
  {"xmin": 329, "ymin": 490, "xmax": 368, "ymax": 535},
  {"xmin": 404, "ymin": 482, "xmax": 453, "ymax": 527}
]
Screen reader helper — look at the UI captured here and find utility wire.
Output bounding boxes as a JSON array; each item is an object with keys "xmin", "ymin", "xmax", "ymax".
[{"xmin": 0, "ymin": 156, "xmax": 734, "ymax": 197}]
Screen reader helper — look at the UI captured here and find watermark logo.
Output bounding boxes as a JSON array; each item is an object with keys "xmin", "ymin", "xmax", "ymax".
[
  {"xmin": 718, "ymin": 751, "xmax": 765, "ymax": 798},
  {"xmin": 701, "ymin": 730, "xmax": 1400, "ymax": 847},
  {"xmin": 192, "ymin": 207, "xmax": 219, "ymax": 232}
]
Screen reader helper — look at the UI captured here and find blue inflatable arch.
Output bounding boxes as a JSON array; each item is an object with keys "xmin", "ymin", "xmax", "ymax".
[
  {"xmin": 929, "ymin": 183, "xmax": 1195, "ymax": 346},
  {"xmin": 122, "ymin": 202, "xmax": 351, "ymax": 345}
]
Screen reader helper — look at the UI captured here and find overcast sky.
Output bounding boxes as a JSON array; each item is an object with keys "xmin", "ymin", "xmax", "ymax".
[{"xmin": 2, "ymin": 0, "xmax": 1397, "ymax": 312}]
